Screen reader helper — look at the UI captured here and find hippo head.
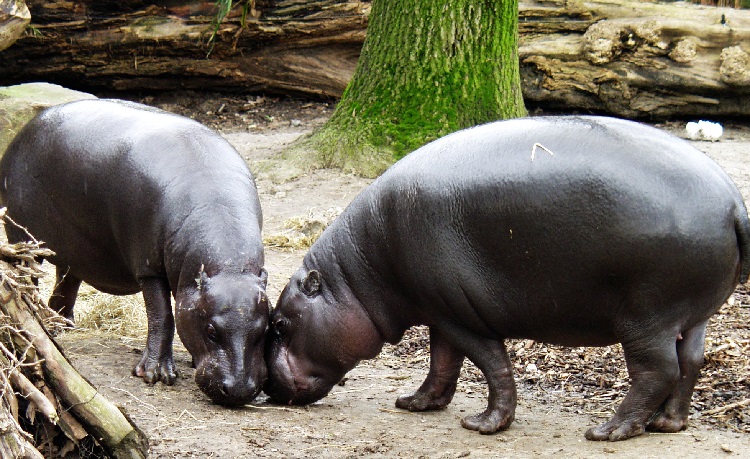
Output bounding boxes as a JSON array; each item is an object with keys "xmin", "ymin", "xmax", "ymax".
[
  {"xmin": 175, "ymin": 268, "xmax": 269, "ymax": 406},
  {"xmin": 264, "ymin": 267, "xmax": 384, "ymax": 405}
]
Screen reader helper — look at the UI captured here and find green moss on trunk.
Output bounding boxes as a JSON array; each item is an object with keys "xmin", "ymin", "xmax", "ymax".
[{"xmin": 302, "ymin": 0, "xmax": 527, "ymax": 176}]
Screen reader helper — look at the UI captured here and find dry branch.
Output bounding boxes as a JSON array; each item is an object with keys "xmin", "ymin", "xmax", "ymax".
[{"xmin": 702, "ymin": 398, "xmax": 750, "ymax": 415}]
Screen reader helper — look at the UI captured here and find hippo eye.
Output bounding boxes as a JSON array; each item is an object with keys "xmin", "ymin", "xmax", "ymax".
[{"xmin": 207, "ymin": 323, "xmax": 218, "ymax": 342}]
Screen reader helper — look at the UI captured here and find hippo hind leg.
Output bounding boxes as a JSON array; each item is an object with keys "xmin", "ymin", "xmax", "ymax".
[
  {"xmin": 48, "ymin": 268, "xmax": 82, "ymax": 322},
  {"xmin": 585, "ymin": 330, "xmax": 681, "ymax": 441},
  {"xmin": 646, "ymin": 320, "xmax": 708, "ymax": 433},
  {"xmin": 396, "ymin": 326, "xmax": 464, "ymax": 411}
]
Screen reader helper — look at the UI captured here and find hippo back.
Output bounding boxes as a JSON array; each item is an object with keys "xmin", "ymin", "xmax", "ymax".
[
  {"xmin": 0, "ymin": 99, "xmax": 263, "ymax": 293},
  {"xmin": 308, "ymin": 116, "xmax": 748, "ymax": 345}
]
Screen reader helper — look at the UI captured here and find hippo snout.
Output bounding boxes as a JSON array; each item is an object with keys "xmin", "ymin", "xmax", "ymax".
[
  {"xmin": 264, "ymin": 372, "xmax": 321, "ymax": 406},
  {"xmin": 264, "ymin": 341, "xmax": 333, "ymax": 406},
  {"xmin": 196, "ymin": 363, "xmax": 266, "ymax": 407}
]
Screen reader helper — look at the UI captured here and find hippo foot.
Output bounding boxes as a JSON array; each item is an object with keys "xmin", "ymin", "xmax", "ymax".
[
  {"xmin": 396, "ymin": 390, "xmax": 451, "ymax": 411},
  {"xmin": 133, "ymin": 353, "xmax": 178, "ymax": 385},
  {"xmin": 646, "ymin": 412, "xmax": 688, "ymax": 433},
  {"xmin": 460, "ymin": 408, "xmax": 514, "ymax": 434},
  {"xmin": 585, "ymin": 419, "xmax": 646, "ymax": 441}
]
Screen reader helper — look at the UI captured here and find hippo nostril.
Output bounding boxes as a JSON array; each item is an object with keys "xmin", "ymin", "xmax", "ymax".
[{"xmin": 220, "ymin": 383, "xmax": 230, "ymax": 397}]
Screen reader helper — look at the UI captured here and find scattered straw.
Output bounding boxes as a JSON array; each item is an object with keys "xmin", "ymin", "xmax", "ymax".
[
  {"xmin": 264, "ymin": 207, "xmax": 342, "ymax": 251},
  {"xmin": 74, "ymin": 289, "xmax": 148, "ymax": 338}
]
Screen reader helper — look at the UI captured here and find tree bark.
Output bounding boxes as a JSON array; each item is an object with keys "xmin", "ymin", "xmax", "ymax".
[
  {"xmin": 1, "ymin": 0, "xmax": 749, "ymax": 119},
  {"xmin": 519, "ymin": 0, "xmax": 750, "ymax": 118}
]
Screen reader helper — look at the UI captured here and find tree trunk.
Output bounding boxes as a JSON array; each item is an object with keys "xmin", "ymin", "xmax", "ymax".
[
  {"xmin": 300, "ymin": 0, "xmax": 527, "ymax": 174},
  {"xmin": 1, "ymin": 0, "xmax": 749, "ymax": 119},
  {"xmin": 0, "ymin": 83, "xmax": 97, "ymax": 161}
]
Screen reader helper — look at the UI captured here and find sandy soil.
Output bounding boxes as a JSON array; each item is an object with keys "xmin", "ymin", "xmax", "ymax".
[{"xmin": 49, "ymin": 99, "xmax": 750, "ymax": 458}]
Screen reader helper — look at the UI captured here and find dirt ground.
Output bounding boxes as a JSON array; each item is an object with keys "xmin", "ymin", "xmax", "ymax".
[{"xmin": 46, "ymin": 95, "xmax": 750, "ymax": 458}]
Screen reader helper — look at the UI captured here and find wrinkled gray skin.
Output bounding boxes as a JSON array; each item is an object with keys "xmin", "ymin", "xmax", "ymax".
[
  {"xmin": 265, "ymin": 116, "xmax": 750, "ymax": 441},
  {"xmin": 0, "ymin": 99, "xmax": 269, "ymax": 406}
]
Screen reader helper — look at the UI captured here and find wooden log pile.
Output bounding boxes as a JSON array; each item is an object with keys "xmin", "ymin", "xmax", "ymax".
[
  {"xmin": 0, "ymin": 210, "xmax": 148, "ymax": 458},
  {"xmin": 0, "ymin": 0, "xmax": 749, "ymax": 118}
]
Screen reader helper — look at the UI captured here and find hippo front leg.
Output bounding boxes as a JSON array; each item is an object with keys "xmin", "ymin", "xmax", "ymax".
[
  {"xmin": 585, "ymin": 331, "xmax": 680, "ymax": 441},
  {"xmin": 134, "ymin": 277, "xmax": 178, "ymax": 385},
  {"xmin": 438, "ymin": 323, "xmax": 517, "ymax": 434},
  {"xmin": 396, "ymin": 326, "xmax": 464, "ymax": 411},
  {"xmin": 647, "ymin": 321, "xmax": 708, "ymax": 433}
]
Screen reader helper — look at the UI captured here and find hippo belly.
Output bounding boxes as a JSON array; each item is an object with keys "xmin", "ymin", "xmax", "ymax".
[
  {"xmin": 265, "ymin": 115, "xmax": 749, "ymax": 442},
  {"xmin": 1, "ymin": 99, "xmax": 269, "ymax": 406}
]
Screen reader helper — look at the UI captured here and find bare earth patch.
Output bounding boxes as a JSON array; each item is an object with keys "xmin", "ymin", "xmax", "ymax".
[{"xmin": 47, "ymin": 95, "xmax": 749, "ymax": 458}]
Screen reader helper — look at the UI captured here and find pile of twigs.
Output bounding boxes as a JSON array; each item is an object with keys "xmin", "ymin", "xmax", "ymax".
[{"xmin": 0, "ymin": 211, "xmax": 148, "ymax": 458}]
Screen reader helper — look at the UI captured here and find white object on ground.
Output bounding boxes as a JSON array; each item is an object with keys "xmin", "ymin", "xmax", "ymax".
[{"xmin": 686, "ymin": 120, "xmax": 723, "ymax": 141}]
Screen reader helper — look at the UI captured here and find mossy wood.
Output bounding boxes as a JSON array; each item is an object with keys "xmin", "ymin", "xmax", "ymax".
[
  {"xmin": 304, "ymin": 0, "xmax": 527, "ymax": 172},
  {"xmin": 0, "ymin": 83, "xmax": 96, "ymax": 162},
  {"xmin": 1, "ymin": 0, "xmax": 748, "ymax": 119}
]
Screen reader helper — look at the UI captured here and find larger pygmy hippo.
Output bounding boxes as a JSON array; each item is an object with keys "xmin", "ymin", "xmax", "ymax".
[
  {"xmin": 265, "ymin": 116, "xmax": 749, "ymax": 441},
  {"xmin": 1, "ymin": 99, "xmax": 269, "ymax": 406}
]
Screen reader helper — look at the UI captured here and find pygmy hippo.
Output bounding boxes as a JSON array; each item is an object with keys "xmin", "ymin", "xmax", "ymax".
[
  {"xmin": 264, "ymin": 116, "xmax": 749, "ymax": 441},
  {"xmin": 1, "ymin": 99, "xmax": 269, "ymax": 406}
]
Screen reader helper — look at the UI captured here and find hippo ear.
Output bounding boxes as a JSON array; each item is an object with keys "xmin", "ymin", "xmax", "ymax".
[
  {"xmin": 301, "ymin": 270, "xmax": 321, "ymax": 297},
  {"xmin": 259, "ymin": 268, "xmax": 268, "ymax": 287}
]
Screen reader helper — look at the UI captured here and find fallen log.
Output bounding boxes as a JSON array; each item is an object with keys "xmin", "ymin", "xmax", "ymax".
[
  {"xmin": 0, "ymin": 0, "xmax": 367, "ymax": 98},
  {"xmin": 0, "ymin": 0, "xmax": 749, "ymax": 118},
  {"xmin": 0, "ymin": 210, "xmax": 148, "ymax": 458},
  {"xmin": 0, "ymin": 0, "xmax": 29, "ymax": 52},
  {"xmin": 519, "ymin": 0, "xmax": 750, "ymax": 118}
]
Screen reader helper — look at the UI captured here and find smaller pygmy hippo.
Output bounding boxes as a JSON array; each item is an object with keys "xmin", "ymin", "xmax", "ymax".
[
  {"xmin": 264, "ymin": 116, "xmax": 749, "ymax": 441},
  {"xmin": 0, "ymin": 99, "xmax": 268, "ymax": 406}
]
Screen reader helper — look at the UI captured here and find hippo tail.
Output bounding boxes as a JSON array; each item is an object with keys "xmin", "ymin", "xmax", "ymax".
[{"xmin": 735, "ymin": 204, "xmax": 750, "ymax": 284}]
